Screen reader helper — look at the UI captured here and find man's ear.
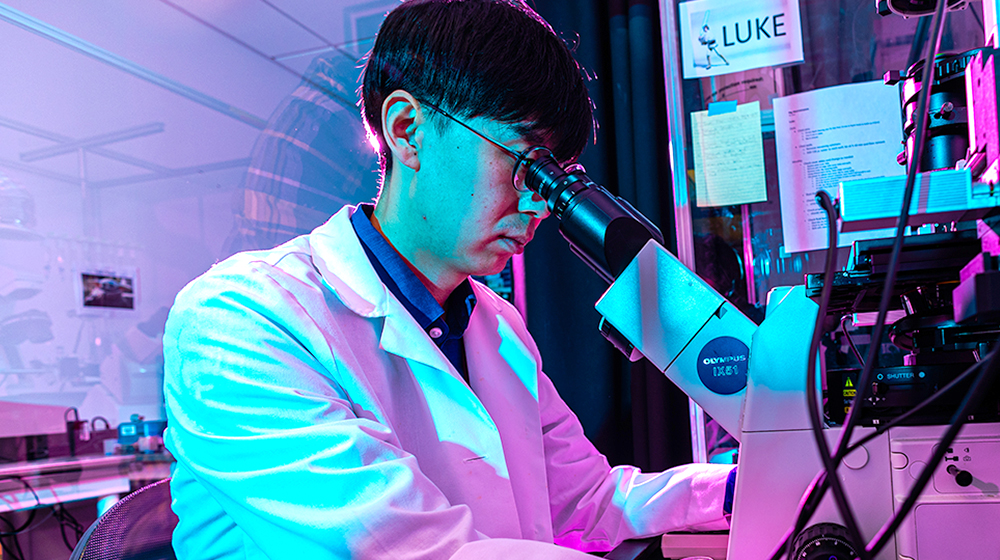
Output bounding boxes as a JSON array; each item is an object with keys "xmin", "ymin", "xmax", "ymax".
[{"xmin": 381, "ymin": 90, "xmax": 424, "ymax": 171}]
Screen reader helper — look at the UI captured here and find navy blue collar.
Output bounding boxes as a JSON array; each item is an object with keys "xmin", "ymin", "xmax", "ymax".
[{"xmin": 350, "ymin": 204, "xmax": 476, "ymax": 376}]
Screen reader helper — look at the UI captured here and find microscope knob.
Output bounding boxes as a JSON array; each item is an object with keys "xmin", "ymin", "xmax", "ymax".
[
  {"xmin": 791, "ymin": 523, "xmax": 860, "ymax": 560},
  {"xmin": 947, "ymin": 464, "xmax": 974, "ymax": 487},
  {"xmin": 871, "ymin": 381, "xmax": 888, "ymax": 396}
]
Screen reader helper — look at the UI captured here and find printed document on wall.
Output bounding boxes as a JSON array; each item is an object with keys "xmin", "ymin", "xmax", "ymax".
[
  {"xmin": 774, "ymin": 81, "xmax": 901, "ymax": 253},
  {"xmin": 692, "ymin": 101, "xmax": 767, "ymax": 207}
]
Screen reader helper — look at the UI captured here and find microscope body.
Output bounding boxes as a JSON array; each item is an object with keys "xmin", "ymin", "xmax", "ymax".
[
  {"xmin": 595, "ymin": 240, "xmax": 1000, "ymax": 559},
  {"xmin": 521, "ymin": 112, "xmax": 1000, "ymax": 558}
]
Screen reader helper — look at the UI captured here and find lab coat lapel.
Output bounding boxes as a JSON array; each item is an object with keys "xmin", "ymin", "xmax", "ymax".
[
  {"xmin": 378, "ymin": 301, "xmax": 455, "ymax": 375},
  {"xmin": 309, "ymin": 206, "xmax": 463, "ymax": 375},
  {"xmin": 381, "ymin": 299, "xmax": 523, "ymax": 539},
  {"xmin": 464, "ymin": 287, "xmax": 552, "ymax": 542},
  {"xmin": 309, "ymin": 206, "xmax": 388, "ymax": 319},
  {"xmin": 310, "ymin": 207, "xmax": 523, "ymax": 538}
]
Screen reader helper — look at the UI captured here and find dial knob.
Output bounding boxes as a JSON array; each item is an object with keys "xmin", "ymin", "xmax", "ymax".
[
  {"xmin": 947, "ymin": 464, "xmax": 974, "ymax": 487},
  {"xmin": 791, "ymin": 523, "xmax": 860, "ymax": 560}
]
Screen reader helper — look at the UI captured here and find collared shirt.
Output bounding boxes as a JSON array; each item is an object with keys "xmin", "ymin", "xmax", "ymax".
[{"xmin": 350, "ymin": 204, "xmax": 477, "ymax": 383}]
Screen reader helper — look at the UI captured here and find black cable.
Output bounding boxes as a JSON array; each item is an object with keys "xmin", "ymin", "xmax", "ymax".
[
  {"xmin": 846, "ymin": 359, "xmax": 983, "ymax": 452},
  {"xmin": 771, "ymin": 194, "xmax": 854, "ymax": 560},
  {"xmin": 768, "ymin": 355, "xmax": 986, "ymax": 559},
  {"xmin": 773, "ymin": 468, "xmax": 830, "ymax": 560},
  {"xmin": 0, "ymin": 477, "xmax": 39, "ymax": 536},
  {"xmin": 53, "ymin": 505, "xmax": 80, "ymax": 551},
  {"xmin": 64, "ymin": 504, "xmax": 84, "ymax": 538},
  {"xmin": 52, "ymin": 502, "xmax": 86, "ymax": 551},
  {"xmin": 0, "ymin": 474, "xmax": 64, "ymax": 557},
  {"xmin": 0, "ymin": 516, "xmax": 26, "ymax": 560},
  {"xmin": 57, "ymin": 507, "xmax": 75, "ymax": 551},
  {"xmin": 801, "ymin": 190, "xmax": 871, "ymax": 559},
  {"xmin": 866, "ymin": 341, "xmax": 1000, "ymax": 556},
  {"xmin": 839, "ymin": 316, "xmax": 865, "ymax": 367},
  {"xmin": 772, "ymin": 4, "xmax": 964, "ymax": 555},
  {"xmin": 0, "ymin": 492, "xmax": 51, "ymax": 560},
  {"xmin": 831, "ymin": 0, "xmax": 950, "ymax": 501},
  {"xmin": 771, "ymin": 354, "xmax": 986, "ymax": 558}
]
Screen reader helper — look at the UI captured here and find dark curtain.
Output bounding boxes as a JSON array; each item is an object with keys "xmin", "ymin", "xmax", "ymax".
[{"xmin": 526, "ymin": 0, "xmax": 693, "ymax": 471}]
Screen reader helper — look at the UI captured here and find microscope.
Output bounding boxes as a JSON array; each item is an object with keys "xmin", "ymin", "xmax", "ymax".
[{"xmin": 516, "ymin": 1, "xmax": 1000, "ymax": 553}]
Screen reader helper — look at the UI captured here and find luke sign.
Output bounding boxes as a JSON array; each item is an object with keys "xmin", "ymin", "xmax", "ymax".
[{"xmin": 678, "ymin": 0, "xmax": 803, "ymax": 79}]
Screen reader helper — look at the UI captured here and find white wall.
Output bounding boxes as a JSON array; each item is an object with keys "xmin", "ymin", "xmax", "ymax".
[{"xmin": 0, "ymin": 0, "xmax": 391, "ymax": 435}]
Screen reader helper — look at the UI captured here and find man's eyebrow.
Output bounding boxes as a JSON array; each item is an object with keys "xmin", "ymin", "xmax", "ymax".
[{"xmin": 511, "ymin": 123, "xmax": 550, "ymax": 148}]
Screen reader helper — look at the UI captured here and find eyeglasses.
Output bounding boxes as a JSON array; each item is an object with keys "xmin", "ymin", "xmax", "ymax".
[{"xmin": 421, "ymin": 100, "xmax": 537, "ymax": 193}]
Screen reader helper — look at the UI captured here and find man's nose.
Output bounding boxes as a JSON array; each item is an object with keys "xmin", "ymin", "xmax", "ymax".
[{"xmin": 518, "ymin": 189, "xmax": 550, "ymax": 220}]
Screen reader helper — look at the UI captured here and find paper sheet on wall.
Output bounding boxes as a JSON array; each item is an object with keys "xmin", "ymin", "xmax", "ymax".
[
  {"xmin": 774, "ymin": 80, "xmax": 902, "ymax": 253},
  {"xmin": 692, "ymin": 101, "xmax": 767, "ymax": 207}
]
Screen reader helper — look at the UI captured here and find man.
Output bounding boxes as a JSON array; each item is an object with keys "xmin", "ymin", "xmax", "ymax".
[
  {"xmin": 163, "ymin": 1, "xmax": 733, "ymax": 558},
  {"xmin": 698, "ymin": 24, "xmax": 728, "ymax": 70}
]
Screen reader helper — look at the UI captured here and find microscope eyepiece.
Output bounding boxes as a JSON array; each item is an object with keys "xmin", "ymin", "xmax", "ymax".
[{"xmin": 519, "ymin": 147, "xmax": 663, "ymax": 282}]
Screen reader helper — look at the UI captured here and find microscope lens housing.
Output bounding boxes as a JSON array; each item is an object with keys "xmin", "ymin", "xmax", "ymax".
[{"xmin": 520, "ymin": 147, "xmax": 663, "ymax": 283}]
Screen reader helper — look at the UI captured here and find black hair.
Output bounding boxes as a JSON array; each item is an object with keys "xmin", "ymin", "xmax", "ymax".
[{"xmin": 360, "ymin": 0, "xmax": 594, "ymax": 175}]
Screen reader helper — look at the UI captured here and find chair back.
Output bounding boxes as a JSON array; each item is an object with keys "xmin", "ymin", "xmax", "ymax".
[{"xmin": 69, "ymin": 478, "xmax": 178, "ymax": 560}]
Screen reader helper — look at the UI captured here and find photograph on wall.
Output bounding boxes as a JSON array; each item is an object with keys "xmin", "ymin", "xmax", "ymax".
[
  {"xmin": 80, "ymin": 270, "xmax": 136, "ymax": 310},
  {"xmin": 678, "ymin": 0, "xmax": 803, "ymax": 79}
]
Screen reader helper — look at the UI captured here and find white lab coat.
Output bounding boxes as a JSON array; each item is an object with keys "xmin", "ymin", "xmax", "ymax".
[{"xmin": 163, "ymin": 205, "xmax": 731, "ymax": 560}]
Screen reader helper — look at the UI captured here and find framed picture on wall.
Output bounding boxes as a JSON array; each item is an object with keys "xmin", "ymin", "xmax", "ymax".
[{"xmin": 76, "ymin": 267, "xmax": 138, "ymax": 315}]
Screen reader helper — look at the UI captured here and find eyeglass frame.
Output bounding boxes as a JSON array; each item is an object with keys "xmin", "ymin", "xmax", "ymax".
[{"xmin": 419, "ymin": 100, "xmax": 545, "ymax": 194}]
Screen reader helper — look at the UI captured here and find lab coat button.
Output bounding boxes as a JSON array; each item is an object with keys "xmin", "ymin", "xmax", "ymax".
[{"xmin": 429, "ymin": 327, "xmax": 444, "ymax": 339}]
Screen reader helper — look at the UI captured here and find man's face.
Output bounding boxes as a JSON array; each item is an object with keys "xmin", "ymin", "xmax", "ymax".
[{"xmin": 409, "ymin": 114, "xmax": 550, "ymax": 279}]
